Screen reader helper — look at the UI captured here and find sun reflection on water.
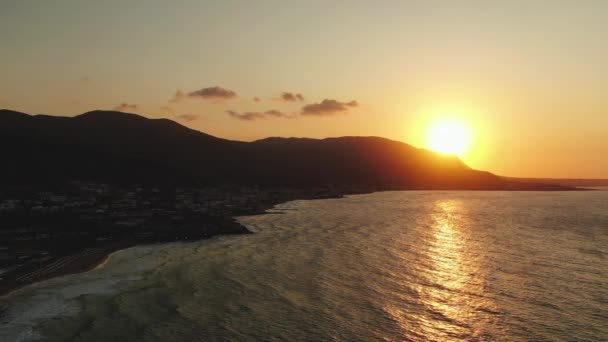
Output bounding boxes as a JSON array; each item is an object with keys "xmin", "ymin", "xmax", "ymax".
[
  {"xmin": 422, "ymin": 200, "xmax": 473, "ymax": 338},
  {"xmin": 384, "ymin": 199, "xmax": 497, "ymax": 341}
]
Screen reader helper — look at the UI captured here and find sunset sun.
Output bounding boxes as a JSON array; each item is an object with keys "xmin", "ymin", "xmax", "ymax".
[{"xmin": 427, "ymin": 120, "xmax": 472, "ymax": 156}]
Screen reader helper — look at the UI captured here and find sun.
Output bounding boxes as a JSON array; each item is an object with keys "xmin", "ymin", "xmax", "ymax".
[{"xmin": 427, "ymin": 120, "xmax": 472, "ymax": 156}]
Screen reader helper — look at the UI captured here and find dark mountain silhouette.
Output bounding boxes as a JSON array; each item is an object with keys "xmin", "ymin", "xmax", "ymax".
[{"xmin": 0, "ymin": 109, "xmax": 572, "ymax": 190}]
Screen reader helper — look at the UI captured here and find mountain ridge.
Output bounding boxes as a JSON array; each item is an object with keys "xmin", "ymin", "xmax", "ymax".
[{"xmin": 0, "ymin": 109, "xmax": 575, "ymax": 190}]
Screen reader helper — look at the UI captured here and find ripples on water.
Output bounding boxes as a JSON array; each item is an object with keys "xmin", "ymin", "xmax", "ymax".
[{"xmin": 1, "ymin": 191, "xmax": 607, "ymax": 341}]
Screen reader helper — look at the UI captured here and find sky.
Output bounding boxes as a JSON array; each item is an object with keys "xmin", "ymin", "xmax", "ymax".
[{"xmin": 1, "ymin": 0, "xmax": 607, "ymax": 178}]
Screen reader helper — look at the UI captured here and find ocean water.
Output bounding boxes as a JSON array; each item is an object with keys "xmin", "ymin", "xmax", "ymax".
[{"xmin": 1, "ymin": 191, "xmax": 607, "ymax": 341}]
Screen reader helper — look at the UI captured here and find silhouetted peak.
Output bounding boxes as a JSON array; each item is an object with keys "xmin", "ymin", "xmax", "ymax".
[
  {"xmin": 254, "ymin": 136, "xmax": 411, "ymax": 146},
  {"xmin": 253, "ymin": 137, "xmax": 318, "ymax": 144},
  {"xmin": 76, "ymin": 110, "xmax": 148, "ymax": 122},
  {"xmin": 0, "ymin": 109, "xmax": 30, "ymax": 118},
  {"xmin": 322, "ymin": 136, "xmax": 413, "ymax": 147}
]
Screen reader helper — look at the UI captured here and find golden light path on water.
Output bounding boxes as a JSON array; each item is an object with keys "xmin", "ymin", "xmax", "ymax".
[
  {"xmin": 384, "ymin": 199, "xmax": 501, "ymax": 341},
  {"xmin": 425, "ymin": 200, "xmax": 481, "ymax": 339},
  {"xmin": 425, "ymin": 200, "xmax": 471, "ymax": 337}
]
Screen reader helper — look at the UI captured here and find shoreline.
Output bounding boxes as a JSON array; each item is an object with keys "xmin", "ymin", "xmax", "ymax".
[
  {"xmin": 0, "ymin": 191, "xmax": 343, "ymax": 298},
  {"xmin": 0, "ymin": 239, "xmax": 135, "ymax": 298},
  {"xmin": 92, "ymin": 248, "xmax": 115, "ymax": 271},
  {"xmin": 0, "ymin": 228, "xmax": 252, "ymax": 298},
  {"xmin": 0, "ymin": 186, "xmax": 589, "ymax": 298}
]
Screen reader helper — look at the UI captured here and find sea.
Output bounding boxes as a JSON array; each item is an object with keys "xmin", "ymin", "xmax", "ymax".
[{"xmin": 1, "ymin": 190, "xmax": 607, "ymax": 341}]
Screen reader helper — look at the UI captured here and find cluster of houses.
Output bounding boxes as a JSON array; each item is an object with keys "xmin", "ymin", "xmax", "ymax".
[
  {"xmin": 0, "ymin": 181, "xmax": 340, "ymax": 282},
  {"xmin": 0, "ymin": 181, "xmax": 289, "ymax": 219}
]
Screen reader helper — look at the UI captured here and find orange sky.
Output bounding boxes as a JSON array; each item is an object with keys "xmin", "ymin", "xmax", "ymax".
[{"xmin": 1, "ymin": 1, "xmax": 607, "ymax": 178}]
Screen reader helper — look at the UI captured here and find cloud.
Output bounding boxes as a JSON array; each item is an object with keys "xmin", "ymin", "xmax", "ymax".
[
  {"xmin": 188, "ymin": 86, "xmax": 237, "ymax": 99},
  {"xmin": 227, "ymin": 110, "xmax": 265, "ymax": 121},
  {"xmin": 264, "ymin": 110, "xmax": 289, "ymax": 118},
  {"xmin": 226, "ymin": 97, "xmax": 358, "ymax": 121},
  {"xmin": 253, "ymin": 96, "xmax": 261, "ymax": 102},
  {"xmin": 281, "ymin": 92, "xmax": 304, "ymax": 102},
  {"xmin": 170, "ymin": 86, "xmax": 237, "ymax": 103},
  {"xmin": 161, "ymin": 106, "xmax": 172, "ymax": 111},
  {"xmin": 301, "ymin": 99, "xmax": 358, "ymax": 116},
  {"xmin": 113, "ymin": 103, "xmax": 139, "ymax": 111},
  {"xmin": 169, "ymin": 90, "xmax": 185, "ymax": 103},
  {"xmin": 175, "ymin": 114, "xmax": 198, "ymax": 121},
  {"xmin": 227, "ymin": 109, "xmax": 289, "ymax": 121}
]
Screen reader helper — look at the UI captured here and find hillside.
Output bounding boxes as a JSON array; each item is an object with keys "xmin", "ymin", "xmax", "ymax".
[{"xmin": 0, "ymin": 109, "xmax": 574, "ymax": 190}]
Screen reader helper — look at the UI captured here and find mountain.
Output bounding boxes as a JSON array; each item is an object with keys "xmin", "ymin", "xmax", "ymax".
[{"xmin": 0, "ymin": 109, "xmax": 573, "ymax": 190}]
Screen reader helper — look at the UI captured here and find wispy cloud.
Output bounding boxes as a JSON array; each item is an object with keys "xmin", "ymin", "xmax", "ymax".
[
  {"xmin": 301, "ymin": 99, "xmax": 358, "ymax": 116},
  {"xmin": 227, "ymin": 109, "xmax": 290, "ymax": 121},
  {"xmin": 171, "ymin": 86, "xmax": 237, "ymax": 103},
  {"xmin": 169, "ymin": 90, "xmax": 185, "ymax": 104},
  {"xmin": 264, "ymin": 110, "xmax": 289, "ymax": 118},
  {"xmin": 175, "ymin": 114, "xmax": 198, "ymax": 121},
  {"xmin": 113, "ymin": 103, "xmax": 139, "ymax": 112},
  {"xmin": 253, "ymin": 96, "xmax": 261, "ymax": 102},
  {"xmin": 226, "ymin": 97, "xmax": 357, "ymax": 121},
  {"xmin": 227, "ymin": 111, "xmax": 265, "ymax": 121},
  {"xmin": 189, "ymin": 86, "xmax": 237, "ymax": 99},
  {"xmin": 281, "ymin": 92, "xmax": 304, "ymax": 102}
]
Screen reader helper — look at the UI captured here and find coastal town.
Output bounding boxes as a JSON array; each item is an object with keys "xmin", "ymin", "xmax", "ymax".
[{"xmin": 0, "ymin": 181, "xmax": 343, "ymax": 295}]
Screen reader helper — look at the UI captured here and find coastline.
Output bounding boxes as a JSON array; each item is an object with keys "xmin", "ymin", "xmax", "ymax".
[
  {"xmin": 0, "ymin": 239, "xmax": 134, "ymax": 298},
  {"xmin": 92, "ymin": 247, "xmax": 116, "ymax": 271},
  {"xmin": 0, "ymin": 191, "xmax": 343, "ymax": 298},
  {"xmin": 0, "ymin": 185, "xmax": 587, "ymax": 299}
]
